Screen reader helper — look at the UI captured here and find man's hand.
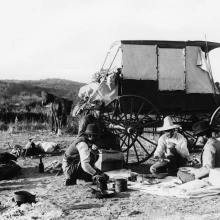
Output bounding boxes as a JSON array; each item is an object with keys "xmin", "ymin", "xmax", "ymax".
[
  {"xmin": 92, "ymin": 144, "xmax": 98, "ymax": 151},
  {"xmin": 93, "ymin": 172, "xmax": 109, "ymax": 182},
  {"xmin": 100, "ymin": 173, "xmax": 109, "ymax": 182}
]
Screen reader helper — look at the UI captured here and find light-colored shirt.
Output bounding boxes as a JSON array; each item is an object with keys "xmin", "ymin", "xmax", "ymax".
[
  {"xmin": 76, "ymin": 142, "xmax": 96, "ymax": 176},
  {"xmin": 154, "ymin": 133, "xmax": 189, "ymax": 158},
  {"xmin": 194, "ymin": 137, "xmax": 220, "ymax": 179}
]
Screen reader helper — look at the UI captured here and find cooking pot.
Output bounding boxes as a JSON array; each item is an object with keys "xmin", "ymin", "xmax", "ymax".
[
  {"xmin": 14, "ymin": 191, "xmax": 36, "ymax": 205},
  {"xmin": 114, "ymin": 177, "xmax": 127, "ymax": 192}
]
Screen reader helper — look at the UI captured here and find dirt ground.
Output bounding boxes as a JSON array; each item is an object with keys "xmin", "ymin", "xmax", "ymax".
[{"xmin": 1, "ymin": 130, "xmax": 220, "ymax": 220}]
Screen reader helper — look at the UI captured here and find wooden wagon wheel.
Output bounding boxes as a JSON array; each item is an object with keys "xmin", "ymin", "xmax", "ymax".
[
  {"xmin": 170, "ymin": 109, "xmax": 220, "ymax": 150},
  {"xmin": 100, "ymin": 95, "xmax": 161, "ymax": 165},
  {"xmin": 210, "ymin": 106, "xmax": 220, "ymax": 133}
]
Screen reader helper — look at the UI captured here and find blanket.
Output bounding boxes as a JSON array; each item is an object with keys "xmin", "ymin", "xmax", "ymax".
[
  {"xmin": 128, "ymin": 176, "xmax": 220, "ymax": 198},
  {"xmin": 105, "ymin": 169, "xmax": 220, "ymax": 198}
]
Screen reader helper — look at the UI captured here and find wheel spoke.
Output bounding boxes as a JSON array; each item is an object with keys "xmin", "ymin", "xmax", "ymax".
[
  {"xmin": 131, "ymin": 134, "xmax": 140, "ymax": 162},
  {"xmin": 134, "ymin": 120, "xmax": 160, "ymax": 130},
  {"xmin": 106, "ymin": 118, "xmax": 123, "ymax": 127},
  {"xmin": 136, "ymin": 100, "xmax": 146, "ymax": 118},
  {"xmin": 136, "ymin": 108, "xmax": 155, "ymax": 125},
  {"xmin": 135, "ymin": 137, "xmax": 150, "ymax": 156},
  {"xmin": 138, "ymin": 134, "xmax": 157, "ymax": 146},
  {"xmin": 120, "ymin": 134, "xmax": 129, "ymax": 150},
  {"xmin": 119, "ymin": 97, "xmax": 128, "ymax": 124}
]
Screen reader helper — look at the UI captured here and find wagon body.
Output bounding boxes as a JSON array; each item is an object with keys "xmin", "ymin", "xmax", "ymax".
[
  {"xmin": 76, "ymin": 40, "xmax": 220, "ymax": 165},
  {"xmin": 119, "ymin": 40, "xmax": 220, "ymax": 115}
]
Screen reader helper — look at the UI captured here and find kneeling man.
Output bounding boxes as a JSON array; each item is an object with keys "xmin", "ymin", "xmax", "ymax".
[{"xmin": 62, "ymin": 123, "xmax": 109, "ymax": 185}]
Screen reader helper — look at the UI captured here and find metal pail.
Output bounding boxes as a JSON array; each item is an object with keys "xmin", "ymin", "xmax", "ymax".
[{"xmin": 114, "ymin": 177, "xmax": 127, "ymax": 192}]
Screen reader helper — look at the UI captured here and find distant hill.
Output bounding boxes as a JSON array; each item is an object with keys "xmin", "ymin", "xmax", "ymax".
[{"xmin": 0, "ymin": 78, "xmax": 86, "ymax": 108}]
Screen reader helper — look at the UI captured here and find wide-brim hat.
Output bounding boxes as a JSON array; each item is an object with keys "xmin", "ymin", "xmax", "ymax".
[
  {"xmin": 157, "ymin": 116, "xmax": 180, "ymax": 132},
  {"xmin": 84, "ymin": 124, "xmax": 99, "ymax": 135},
  {"xmin": 192, "ymin": 120, "xmax": 210, "ymax": 135}
]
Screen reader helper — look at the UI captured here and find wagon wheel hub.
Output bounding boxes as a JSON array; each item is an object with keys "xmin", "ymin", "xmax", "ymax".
[{"xmin": 126, "ymin": 127, "xmax": 135, "ymax": 134}]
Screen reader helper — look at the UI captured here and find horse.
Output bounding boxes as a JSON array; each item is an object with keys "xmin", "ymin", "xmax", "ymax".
[{"xmin": 41, "ymin": 91, "xmax": 73, "ymax": 135}]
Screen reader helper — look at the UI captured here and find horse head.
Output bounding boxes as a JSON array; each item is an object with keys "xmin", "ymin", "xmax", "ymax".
[{"xmin": 41, "ymin": 91, "xmax": 57, "ymax": 106}]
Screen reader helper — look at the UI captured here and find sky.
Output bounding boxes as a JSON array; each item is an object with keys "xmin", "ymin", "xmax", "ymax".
[{"xmin": 0, "ymin": 0, "xmax": 220, "ymax": 84}]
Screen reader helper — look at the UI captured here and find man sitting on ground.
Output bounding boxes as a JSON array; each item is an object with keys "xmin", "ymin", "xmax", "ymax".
[
  {"xmin": 177, "ymin": 120, "xmax": 220, "ymax": 183},
  {"xmin": 150, "ymin": 116, "xmax": 189, "ymax": 176},
  {"xmin": 62, "ymin": 123, "xmax": 109, "ymax": 186}
]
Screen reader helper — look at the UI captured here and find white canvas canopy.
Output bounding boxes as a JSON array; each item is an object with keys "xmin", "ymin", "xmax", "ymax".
[
  {"xmin": 78, "ymin": 72, "xmax": 118, "ymax": 105},
  {"xmin": 121, "ymin": 43, "xmax": 217, "ymax": 94},
  {"xmin": 122, "ymin": 45, "xmax": 157, "ymax": 80}
]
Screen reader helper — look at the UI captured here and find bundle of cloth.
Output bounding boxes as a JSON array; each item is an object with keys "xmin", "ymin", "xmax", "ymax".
[
  {"xmin": 10, "ymin": 139, "xmax": 59, "ymax": 157},
  {"xmin": 0, "ymin": 152, "xmax": 21, "ymax": 180}
]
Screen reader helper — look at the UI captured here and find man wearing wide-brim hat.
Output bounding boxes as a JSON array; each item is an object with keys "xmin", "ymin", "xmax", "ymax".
[
  {"xmin": 177, "ymin": 120, "xmax": 220, "ymax": 183},
  {"xmin": 62, "ymin": 123, "xmax": 109, "ymax": 186},
  {"xmin": 150, "ymin": 116, "xmax": 189, "ymax": 176}
]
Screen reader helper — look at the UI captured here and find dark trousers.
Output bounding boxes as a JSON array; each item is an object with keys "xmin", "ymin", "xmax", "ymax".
[
  {"xmin": 150, "ymin": 154, "xmax": 187, "ymax": 175},
  {"xmin": 62, "ymin": 152, "xmax": 96, "ymax": 182}
]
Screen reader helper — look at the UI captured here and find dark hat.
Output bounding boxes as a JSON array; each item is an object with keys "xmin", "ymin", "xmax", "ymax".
[
  {"xmin": 192, "ymin": 120, "xmax": 210, "ymax": 135},
  {"xmin": 84, "ymin": 124, "xmax": 99, "ymax": 135}
]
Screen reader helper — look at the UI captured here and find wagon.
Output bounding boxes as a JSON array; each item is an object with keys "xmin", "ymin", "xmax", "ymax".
[{"xmin": 77, "ymin": 40, "xmax": 220, "ymax": 165}]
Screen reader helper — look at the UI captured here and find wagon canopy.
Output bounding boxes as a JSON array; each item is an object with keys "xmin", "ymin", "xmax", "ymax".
[{"xmin": 121, "ymin": 40, "xmax": 220, "ymax": 94}]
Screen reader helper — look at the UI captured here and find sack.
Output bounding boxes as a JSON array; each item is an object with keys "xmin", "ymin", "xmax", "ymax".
[
  {"xmin": 0, "ymin": 161, "xmax": 21, "ymax": 180},
  {"xmin": 0, "ymin": 152, "xmax": 17, "ymax": 164},
  {"xmin": 36, "ymin": 142, "xmax": 58, "ymax": 153}
]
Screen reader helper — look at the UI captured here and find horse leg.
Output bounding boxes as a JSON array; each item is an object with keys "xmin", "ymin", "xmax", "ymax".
[
  {"xmin": 51, "ymin": 115, "xmax": 55, "ymax": 132},
  {"xmin": 55, "ymin": 117, "xmax": 59, "ymax": 135},
  {"xmin": 57, "ymin": 117, "xmax": 62, "ymax": 136}
]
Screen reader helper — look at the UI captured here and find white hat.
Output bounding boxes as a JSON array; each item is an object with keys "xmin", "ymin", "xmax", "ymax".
[{"xmin": 157, "ymin": 116, "xmax": 180, "ymax": 132}]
